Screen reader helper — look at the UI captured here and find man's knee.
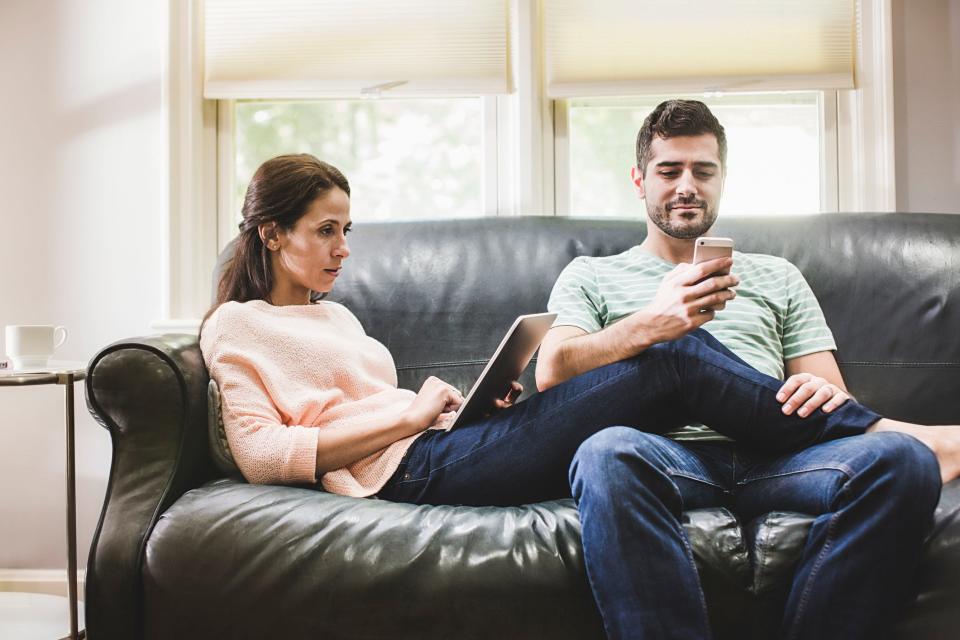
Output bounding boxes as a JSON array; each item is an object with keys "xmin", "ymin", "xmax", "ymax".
[
  {"xmin": 569, "ymin": 428, "xmax": 671, "ymax": 499},
  {"xmin": 865, "ymin": 432, "xmax": 941, "ymax": 513},
  {"xmin": 640, "ymin": 332, "xmax": 699, "ymax": 360}
]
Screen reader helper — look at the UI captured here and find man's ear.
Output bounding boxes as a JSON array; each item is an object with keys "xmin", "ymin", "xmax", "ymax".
[
  {"xmin": 259, "ymin": 222, "xmax": 281, "ymax": 250},
  {"xmin": 630, "ymin": 166, "xmax": 646, "ymax": 200}
]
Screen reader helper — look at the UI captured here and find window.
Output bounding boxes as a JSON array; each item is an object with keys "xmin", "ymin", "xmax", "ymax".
[
  {"xmin": 160, "ymin": 0, "xmax": 894, "ymax": 324},
  {"xmin": 233, "ymin": 98, "xmax": 484, "ymax": 223},
  {"xmin": 559, "ymin": 92, "xmax": 827, "ymax": 217}
]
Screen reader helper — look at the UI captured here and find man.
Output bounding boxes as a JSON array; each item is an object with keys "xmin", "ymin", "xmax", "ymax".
[{"xmin": 536, "ymin": 99, "xmax": 960, "ymax": 639}]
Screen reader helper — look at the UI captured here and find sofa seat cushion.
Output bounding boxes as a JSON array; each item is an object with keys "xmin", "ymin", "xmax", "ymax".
[
  {"xmin": 143, "ymin": 479, "xmax": 603, "ymax": 639},
  {"xmin": 140, "ymin": 479, "xmax": 831, "ymax": 639}
]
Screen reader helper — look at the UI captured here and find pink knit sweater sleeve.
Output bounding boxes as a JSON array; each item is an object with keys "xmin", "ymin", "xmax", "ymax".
[
  {"xmin": 200, "ymin": 300, "xmax": 421, "ymax": 496},
  {"xmin": 201, "ymin": 306, "xmax": 320, "ymax": 485}
]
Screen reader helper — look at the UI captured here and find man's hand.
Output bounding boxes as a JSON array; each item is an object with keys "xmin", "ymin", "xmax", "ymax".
[
  {"xmin": 777, "ymin": 373, "xmax": 850, "ymax": 417},
  {"xmin": 635, "ymin": 257, "xmax": 739, "ymax": 344},
  {"xmin": 492, "ymin": 381, "xmax": 523, "ymax": 411},
  {"xmin": 536, "ymin": 257, "xmax": 739, "ymax": 392}
]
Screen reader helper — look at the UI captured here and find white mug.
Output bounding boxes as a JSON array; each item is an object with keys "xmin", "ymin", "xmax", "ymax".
[{"xmin": 4, "ymin": 325, "xmax": 68, "ymax": 369}]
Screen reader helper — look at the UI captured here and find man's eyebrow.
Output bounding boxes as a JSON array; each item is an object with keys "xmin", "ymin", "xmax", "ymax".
[{"xmin": 654, "ymin": 161, "xmax": 719, "ymax": 169}]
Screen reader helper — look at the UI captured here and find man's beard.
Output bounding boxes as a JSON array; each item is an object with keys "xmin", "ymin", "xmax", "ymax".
[{"xmin": 646, "ymin": 197, "xmax": 719, "ymax": 239}]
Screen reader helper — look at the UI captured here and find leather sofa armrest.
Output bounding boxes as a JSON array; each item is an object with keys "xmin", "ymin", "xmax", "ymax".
[{"xmin": 84, "ymin": 333, "xmax": 214, "ymax": 640}]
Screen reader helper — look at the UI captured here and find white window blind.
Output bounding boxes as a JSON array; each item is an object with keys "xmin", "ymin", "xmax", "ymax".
[
  {"xmin": 204, "ymin": 0, "xmax": 512, "ymax": 98},
  {"xmin": 544, "ymin": 0, "xmax": 857, "ymax": 97}
]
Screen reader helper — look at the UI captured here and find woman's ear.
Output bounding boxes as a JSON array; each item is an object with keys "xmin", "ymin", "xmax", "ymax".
[{"xmin": 259, "ymin": 222, "xmax": 281, "ymax": 251}]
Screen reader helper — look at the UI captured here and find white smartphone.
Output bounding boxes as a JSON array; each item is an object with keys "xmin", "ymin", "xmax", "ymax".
[{"xmin": 692, "ymin": 237, "xmax": 734, "ymax": 275}]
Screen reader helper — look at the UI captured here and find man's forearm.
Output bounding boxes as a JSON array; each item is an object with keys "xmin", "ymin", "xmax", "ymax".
[{"xmin": 537, "ymin": 316, "xmax": 655, "ymax": 390}]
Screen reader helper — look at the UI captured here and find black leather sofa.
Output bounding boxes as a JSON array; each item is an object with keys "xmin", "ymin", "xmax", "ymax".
[{"xmin": 85, "ymin": 214, "xmax": 960, "ymax": 639}]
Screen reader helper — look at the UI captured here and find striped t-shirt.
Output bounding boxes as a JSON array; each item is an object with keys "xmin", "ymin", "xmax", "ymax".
[{"xmin": 547, "ymin": 246, "xmax": 836, "ymax": 441}]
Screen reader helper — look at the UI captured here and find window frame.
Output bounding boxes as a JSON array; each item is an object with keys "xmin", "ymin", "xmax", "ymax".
[
  {"xmin": 160, "ymin": 0, "xmax": 895, "ymax": 327},
  {"xmin": 217, "ymin": 96, "xmax": 502, "ymax": 253},
  {"xmin": 553, "ymin": 91, "xmax": 842, "ymax": 217}
]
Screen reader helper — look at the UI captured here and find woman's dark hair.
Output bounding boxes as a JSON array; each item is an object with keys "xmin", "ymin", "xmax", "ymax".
[
  {"xmin": 202, "ymin": 154, "xmax": 350, "ymax": 327},
  {"xmin": 636, "ymin": 99, "xmax": 727, "ymax": 175}
]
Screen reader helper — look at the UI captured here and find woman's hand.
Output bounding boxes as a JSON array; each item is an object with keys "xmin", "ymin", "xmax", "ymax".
[
  {"xmin": 492, "ymin": 381, "xmax": 523, "ymax": 411},
  {"xmin": 402, "ymin": 376, "xmax": 464, "ymax": 432}
]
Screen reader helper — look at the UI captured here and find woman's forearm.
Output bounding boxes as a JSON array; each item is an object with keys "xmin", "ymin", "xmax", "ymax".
[
  {"xmin": 314, "ymin": 412, "xmax": 420, "ymax": 475},
  {"xmin": 314, "ymin": 376, "xmax": 462, "ymax": 474}
]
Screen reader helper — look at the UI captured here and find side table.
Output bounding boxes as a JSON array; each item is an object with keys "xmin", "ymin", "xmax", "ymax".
[{"xmin": 0, "ymin": 361, "xmax": 87, "ymax": 640}]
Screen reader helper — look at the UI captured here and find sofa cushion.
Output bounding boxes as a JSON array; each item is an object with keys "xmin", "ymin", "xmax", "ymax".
[
  {"xmin": 142, "ymin": 480, "xmax": 603, "ymax": 639},
  {"xmin": 141, "ymin": 480, "xmax": 823, "ymax": 639},
  {"xmin": 317, "ymin": 215, "xmax": 960, "ymax": 424},
  {"xmin": 206, "ymin": 379, "xmax": 242, "ymax": 477}
]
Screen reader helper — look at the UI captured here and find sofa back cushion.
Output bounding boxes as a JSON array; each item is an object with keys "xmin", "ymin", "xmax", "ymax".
[{"xmin": 213, "ymin": 214, "xmax": 960, "ymax": 425}]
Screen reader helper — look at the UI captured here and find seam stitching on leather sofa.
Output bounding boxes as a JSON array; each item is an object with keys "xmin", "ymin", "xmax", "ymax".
[
  {"xmin": 838, "ymin": 361, "xmax": 960, "ymax": 368},
  {"xmin": 397, "ymin": 358, "xmax": 955, "ymax": 371}
]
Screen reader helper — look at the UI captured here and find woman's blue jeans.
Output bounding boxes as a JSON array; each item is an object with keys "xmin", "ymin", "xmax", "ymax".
[{"xmin": 377, "ymin": 329, "xmax": 941, "ymax": 639}]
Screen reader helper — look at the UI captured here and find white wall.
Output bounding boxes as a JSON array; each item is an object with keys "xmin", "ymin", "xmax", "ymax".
[
  {"xmin": 0, "ymin": 0, "xmax": 164, "ymax": 570},
  {"xmin": 893, "ymin": 0, "xmax": 960, "ymax": 213}
]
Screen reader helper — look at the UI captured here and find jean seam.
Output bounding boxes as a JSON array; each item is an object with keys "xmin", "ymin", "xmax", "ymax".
[
  {"xmin": 393, "ymin": 477, "xmax": 426, "ymax": 488},
  {"xmin": 731, "ymin": 450, "xmax": 738, "ymax": 494},
  {"xmin": 678, "ymin": 522, "xmax": 712, "ymax": 633},
  {"xmin": 579, "ymin": 529, "xmax": 617, "ymax": 640},
  {"xmin": 665, "ymin": 428, "xmax": 712, "ymax": 634},
  {"xmin": 736, "ymin": 464, "xmax": 854, "ymax": 487},
  {"xmin": 670, "ymin": 471, "xmax": 724, "ymax": 491},
  {"xmin": 579, "ymin": 480, "xmax": 711, "ymax": 639},
  {"xmin": 402, "ymin": 362, "xmax": 649, "ymax": 482},
  {"xmin": 786, "ymin": 509, "xmax": 841, "ymax": 640}
]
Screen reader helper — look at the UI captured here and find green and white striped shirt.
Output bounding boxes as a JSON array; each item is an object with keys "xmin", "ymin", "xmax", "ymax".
[{"xmin": 547, "ymin": 246, "xmax": 836, "ymax": 441}]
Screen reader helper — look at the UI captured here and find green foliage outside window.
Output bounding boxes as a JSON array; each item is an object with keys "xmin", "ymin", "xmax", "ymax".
[
  {"xmin": 234, "ymin": 99, "xmax": 483, "ymax": 223},
  {"xmin": 233, "ymin": 93, "xmax": 822, "ymax": 224},
  {"xmin": 568, "ymin": 93, "xmax": 821, "ymax": 216}
]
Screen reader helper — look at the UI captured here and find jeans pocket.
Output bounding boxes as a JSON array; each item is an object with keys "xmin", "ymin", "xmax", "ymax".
[
  {"xmin": 376, "ymin": 459, "xmax": 407, "ymax": 499},
  {"xmin": 379, "ymin": 468, "xmax": 430, "ymax": 504},
  {"xmin": 378, "ymin": 430, "xmax": 437, "ymax": 502}
]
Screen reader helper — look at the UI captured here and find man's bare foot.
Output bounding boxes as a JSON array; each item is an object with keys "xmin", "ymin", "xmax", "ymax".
[{"xmin": 869, "ymin": 420, "xmax": 960, "ymax": 484}]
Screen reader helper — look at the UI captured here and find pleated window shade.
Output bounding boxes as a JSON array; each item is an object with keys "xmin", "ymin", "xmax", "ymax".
[
  {"xmin": 544, "ymin": 0, "xmax": 857, "ymax": 97},
  {"xmin": 204, "ymin": 0, "xmax": 512, "ymax": 98}
]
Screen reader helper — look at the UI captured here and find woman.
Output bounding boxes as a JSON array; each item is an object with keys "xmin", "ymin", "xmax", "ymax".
[{"xmin": 201, "ymin": 154, "xmax": 948, "ymax": 638}]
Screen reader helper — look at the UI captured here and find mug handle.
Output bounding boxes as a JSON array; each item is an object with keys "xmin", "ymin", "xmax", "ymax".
[{"xmin": 53, "ymin": 326, "xmax": 68, "ymax": 350}]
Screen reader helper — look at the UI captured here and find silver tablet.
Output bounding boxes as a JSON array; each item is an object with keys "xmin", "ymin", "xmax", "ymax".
[{"xmin": 448, "ymin": 312, "xmax": 557, "ymax": 429}]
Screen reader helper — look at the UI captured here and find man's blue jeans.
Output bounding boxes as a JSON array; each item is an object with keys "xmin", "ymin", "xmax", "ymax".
[{"xmin": 378, "ymin": 329, "xmax": 941, "ymax": 639}]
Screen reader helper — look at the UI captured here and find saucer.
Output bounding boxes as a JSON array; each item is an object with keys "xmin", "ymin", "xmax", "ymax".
[{"xmin": 0, "ymin": 360, "xmax": 86, "ymax": 375}]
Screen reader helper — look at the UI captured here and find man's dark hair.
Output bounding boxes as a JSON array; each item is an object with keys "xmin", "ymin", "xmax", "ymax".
[{"xmin": 636, "ymin": 99, "xmax": 727, "ymax": 175}]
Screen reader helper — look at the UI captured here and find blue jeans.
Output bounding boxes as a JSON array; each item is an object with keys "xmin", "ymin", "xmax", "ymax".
[
  {"xmin": 377, "ymin": 329, "xmax": 939, "ymax": 639},
  {"xmin": 569, "ymin": 430, "xmax": 940, "ymax": 640}
]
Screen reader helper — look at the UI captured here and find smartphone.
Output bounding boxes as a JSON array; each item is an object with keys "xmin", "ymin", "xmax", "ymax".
[{"xmin": 692, "ymin": 237, "xmax": 734, "ymax": 275}]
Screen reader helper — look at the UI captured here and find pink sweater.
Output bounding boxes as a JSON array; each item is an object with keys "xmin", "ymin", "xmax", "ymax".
[{"xmin": 200, "ymin": 299, "xmax": 424, "ymax": 497}]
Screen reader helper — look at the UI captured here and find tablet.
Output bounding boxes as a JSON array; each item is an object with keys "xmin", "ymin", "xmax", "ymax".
[{"xmin": 448, "ymin": 312, "xmax": 557, "ymax": 429}]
